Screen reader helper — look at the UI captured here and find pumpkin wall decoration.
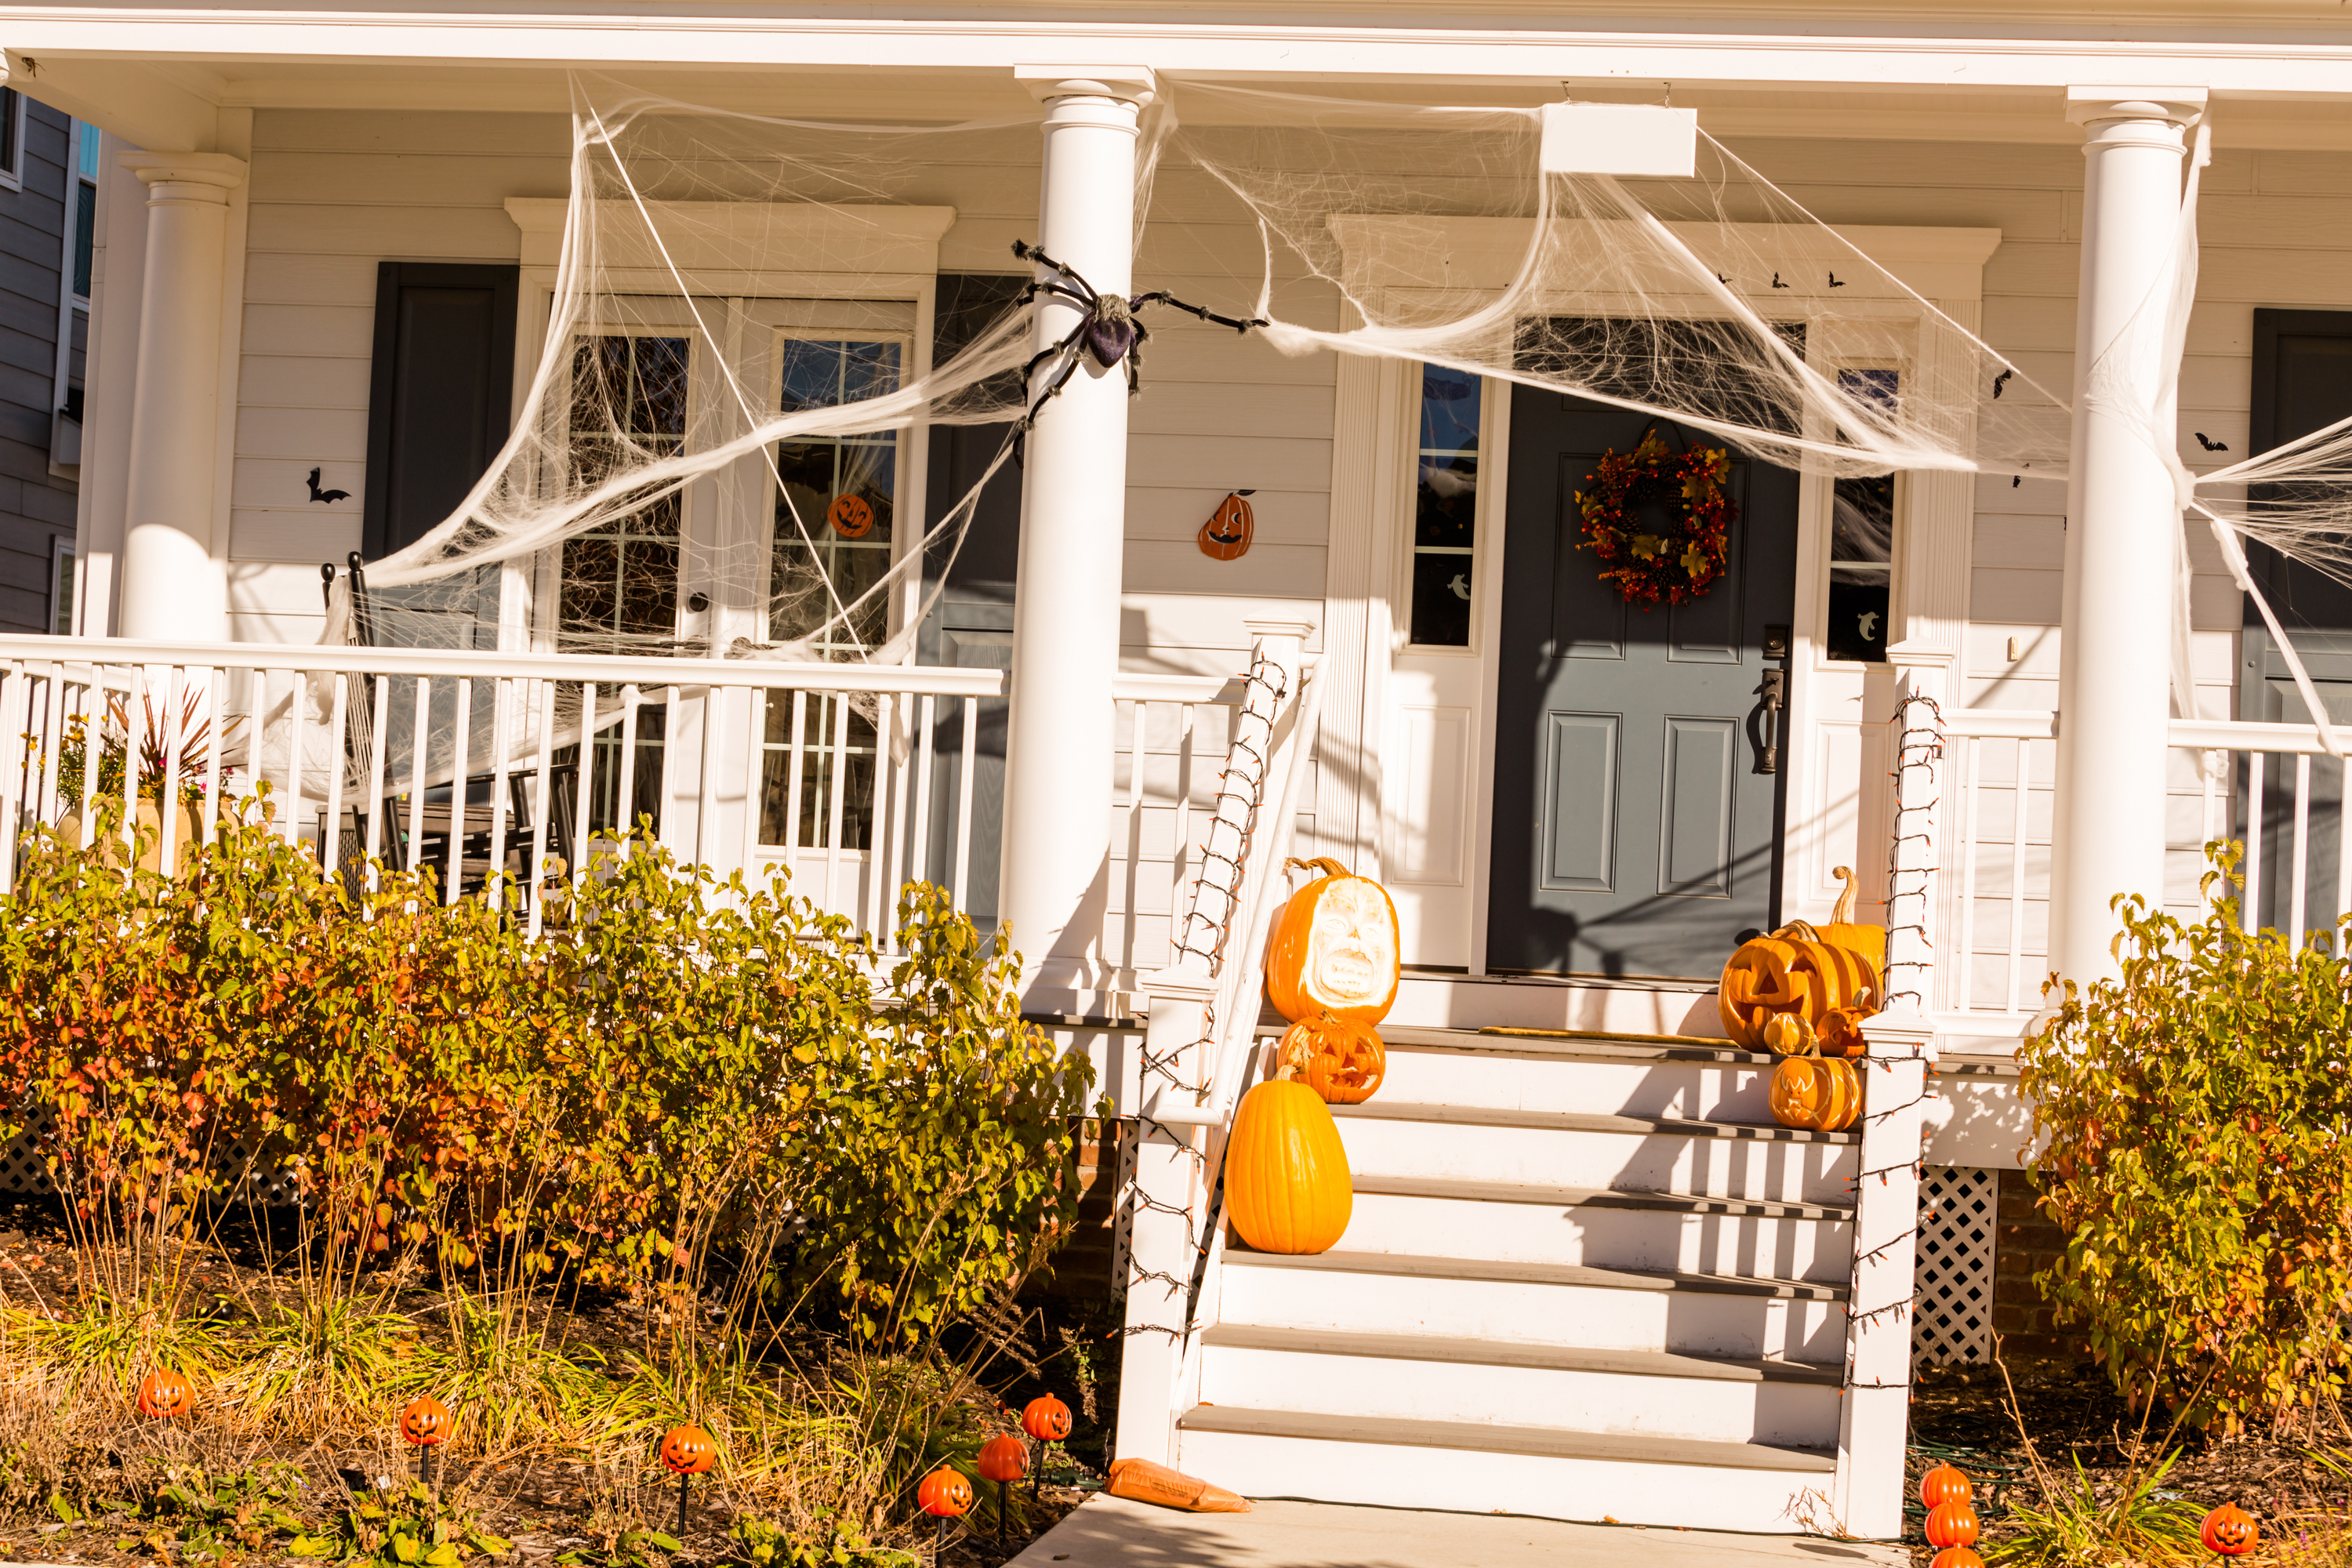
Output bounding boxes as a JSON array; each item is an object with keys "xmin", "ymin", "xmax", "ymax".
[
  {"xmin": 136, "ymin": 1369, "xmax": 195, "ymax": 1421},
  {"xmin": 1265, "ymin": 857, "xmax": 1401, "ymax": 1025},
  {"xmin": 1718, "ymin": 921, "xmax": 1881, "ymax": 1054},
  {"xmin": 1225, "ymin": 1042, "xmax": 1353, "ymax": 1254},
  {"xmin": 1283, "ymin": 1013, "xmax": 1387, "ymax": 1105},
  {"xmin": 826, "ymin": 493, "xmax": 875, "ymax": 539},
  {"xmin": 1769, "ymin": 1054, "xmax": 1862, "ymax": 1133},
  {"xmin": 1198, "ymin": 490, "xmax": 1256, "ymax": 561},
  {"xmin": 1924, "ymin": 1501, "xmax": 1980, "ymax": 1551},
  {"xmin": 2201, "ymin": 1503, "xmax": 2259, "ymax": 1557}
]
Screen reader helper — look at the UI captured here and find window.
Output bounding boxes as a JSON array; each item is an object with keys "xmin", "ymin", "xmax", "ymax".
[
  {"xmin": 0, "ymin": 89, "xmax": 21, "ymax": 189},
  {"xmin": 49, "ymin": 538, "xmax": 73, "ymax": 636},
  {"xmin": 557, "ymin": 334, "xmax": 686, "ymax": 652},
  {"xmin": 1409, "ymin": 364, "xmax": 1482, "ymax": 648},
  {"xmin": 1828, "ymin": 368, "xmax": 1900, "ymax": 663},
  {"xmin": 759, "ymin": 333, "xmax": 904, "ymax": 850},
  {"xmin": 71, "ymin": 123, "xmax": 98, "ymax": 300}
]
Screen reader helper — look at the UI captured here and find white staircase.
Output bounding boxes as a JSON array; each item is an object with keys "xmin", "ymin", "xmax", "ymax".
[{"xmin": 1171, "ymin": 1023, "xmax": 1858, "ymax": 1533}]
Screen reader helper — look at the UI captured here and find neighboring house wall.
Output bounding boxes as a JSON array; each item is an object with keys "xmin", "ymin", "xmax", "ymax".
[{"xmin": 0, "ymin": 93, "xmax": 83, "ymax": 635}]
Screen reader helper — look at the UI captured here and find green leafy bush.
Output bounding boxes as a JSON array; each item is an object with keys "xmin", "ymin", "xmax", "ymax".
[{"xmin": 2021, "ymin": 845, "xmax": 2352, "ymax": 1428}]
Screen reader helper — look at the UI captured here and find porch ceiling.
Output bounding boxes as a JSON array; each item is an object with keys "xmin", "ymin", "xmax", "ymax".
[{"xmin": 10, "ymin": 6, "xmax": 2352, "ymax": 153}]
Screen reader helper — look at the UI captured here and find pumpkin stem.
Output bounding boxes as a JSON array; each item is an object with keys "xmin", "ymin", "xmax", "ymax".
[
  {"xmin": 1831, "ymin": 865, "xmax": 1859, "ymax": 925},
  {"xmin": 1283, "ymin": 855, "xmax": 1353, "ymax": 882},
  {"xmin": 1775, "ymin": 919, "xmax": 1824, "ymax": 941}
]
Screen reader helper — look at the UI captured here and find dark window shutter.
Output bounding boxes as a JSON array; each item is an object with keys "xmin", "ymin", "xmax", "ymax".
[{"xmin": 361, "ymin": 262, "xmax": 520, "ymax": 561}]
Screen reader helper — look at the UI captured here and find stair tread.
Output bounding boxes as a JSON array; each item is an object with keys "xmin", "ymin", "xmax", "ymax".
[
  {"xmin": 1202, "ymin": 1323, "xmax": 1843, "ymax": 1384},
  {"xmin": 1178, "ymin": 1404, "xmax": 1838, "ymax": 1473},
  {"xmin": 1329, "ymin": 1101, "xmax": 1857, "ymax": 1145},
  {"xmin": 1352, "ymin": 1171, "xmax": 1856, "ymax": 1220},
  {"xmin": 1220, "ymin": 1247, "xmax": 1849, "ymax": 1301},
  {"xmin": 1374, "ymin": 1024, "xmax": 1781, "ymax": 1065}
]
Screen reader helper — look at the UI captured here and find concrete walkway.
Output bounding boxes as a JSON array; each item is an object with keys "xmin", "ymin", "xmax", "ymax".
[{"xmin": 1010, "ymin": 1496, "xmax": 1911, "ymax": 1568}]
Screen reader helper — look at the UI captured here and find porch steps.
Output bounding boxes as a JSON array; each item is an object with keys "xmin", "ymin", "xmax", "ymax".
[{"xmin": 1174, "ymin": 1022, "xmax": 1855, "ymax": 1531}]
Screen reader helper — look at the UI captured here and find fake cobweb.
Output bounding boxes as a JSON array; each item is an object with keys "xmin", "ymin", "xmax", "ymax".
[{"xmin": 309, "ymin": 75, "xmax": 2352, "ymax": 782}]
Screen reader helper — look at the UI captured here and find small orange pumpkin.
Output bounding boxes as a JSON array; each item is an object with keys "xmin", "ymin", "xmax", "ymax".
[
  {"xmin": 917, "ymin": 1467, "xmax": 973, "ymax": 1518},
  {"xmin": 1265, "ymin": 857, "xmax": 1400, "ymax": 1025},
  {"xmin": 1929, "ymin": 1551, "xmax": 1984, "ymax": 1568},
  {"xmin": 1225, "ymin": 1065, "xmax": 1352, "ymax": 1255},
  {"xmin": 398, "ymin": 1395, "xmax": 451, "ymax": 1447},
  {"xmin": 1920, "ymin": 1461, "xmax": 1973, "ymax": 1509},
  {"xmin": 136, "ymin": 1369, "xmax": 195, "ymax": 1420},
  {"xmin": 2201, "ymin": 1503, "xmax": 2259, "ymax": 1557},
  {"xmin": 1197, "ymin": 492, "xmax": 1254, "ymax": 561},
  {"xmin": 1021, "ymin": 1394, "xmax": 1073, "ymax": 1443},
  {"xmin": 659, "ymin": 1424, "xmax": 717, "ymax": 1475},
  {"xmin": 1762, "ymin": 1013, "xmax": 1816, "ymax": 1056},
  {"xmin": 977, "ymin": 1433, "xmax": 1028, "ymax": 1485},
  {"xmin": 827, "ymin": 493, "xmax": 875, "ymax": 539},
  {"xmin": 1769, "ymin": 1054, "xmax": 1861, "ymax": 1132},
  {"xmin": 1924, "ymin": 1502, "xmax": 1980, "ymax": 1551},
  {"xmin": 1283, "ymin": 1014, "xmax": 1387, "ymax": 1105}
]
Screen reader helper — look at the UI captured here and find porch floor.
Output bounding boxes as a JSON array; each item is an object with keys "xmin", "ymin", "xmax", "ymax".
[{"xmin": 1007, "ymin": 1495, "xmax": 1910, "ymax": 1568}]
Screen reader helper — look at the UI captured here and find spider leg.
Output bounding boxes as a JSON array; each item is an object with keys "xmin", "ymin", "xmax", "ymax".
[
  {"xmin": 1020, "ymin": 346, "xmax": 1087, "ymax": 426},
  {"xmin": 1018, "ymin": 320, "xmax": 1090, "ymax": 385},
  {"xmin": 1131, "ymin": 289, "xmax": 1269, "ymax": 335},
  {"xmin": 1011, "ymin": 241, "xmax": 1098, "ymax": 307}
]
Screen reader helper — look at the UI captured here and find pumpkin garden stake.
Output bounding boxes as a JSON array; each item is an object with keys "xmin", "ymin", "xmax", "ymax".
[
  {"xmin": 917, "ymin": 1468, "xmax": 972, "ymax": 1566},
  {"xmin": 1021, "ymin": 1395, "xmax": 1073, "ymax": 1512},
  {"xmin": 978, "ymin": 1433, "xmax": 1028, "ymax": 1547},
  {"xmin": 659, "ymin": 1425, "xmax": 716, "ymax": 1540},
  {"xmin": 397, "ymin": 1396, "xmax": 451, "ymax": 1489},
  {"xmin": 135, "ymin": 1369, "xmax": 195, "ymax": 1421},
  {"xmin": 2201, "ymin": 1502, "xmax": 2259, "ymax": 1557}
]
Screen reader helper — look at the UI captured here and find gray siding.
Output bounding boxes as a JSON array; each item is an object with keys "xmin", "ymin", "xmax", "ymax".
[{"xmin": 0, "ymin": 96, "xmax": 76, "ymax": 634}]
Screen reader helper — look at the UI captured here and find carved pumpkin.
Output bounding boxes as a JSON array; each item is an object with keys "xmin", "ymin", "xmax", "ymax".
[
  {"xmin": 1225, "ymin": 1067, "xmax": 1352, "ymax": 1255},
  {"xmin": 1924, "ymin": 1502, "xmax": 1980, "ymax": 1550},
  {"xmin": 1762, "ymin": 1013, "xmax": 1816, "ymax": 1056},
  {"xmin": 1820, "ymin": 865, "xmax": 1889, "ymax": 970},
  {"xmin": 918, "ymin": 1468, "xmax": 973, "ymax": 1518},
  {"xmin": 827, "ymin": 493, "xmax": 875, "ymax": 539},
  {"xmin": 1283, "ymin": 1014, "xmax": 1387, "ymax": 1105},
  {"xmin": 1265, "ymin": 858, "xmax": 1400, "ymax": 1025},
  {"xmin": 1817, "ymin": 1004, "xmax": 1873, "ymax": 1059},
  {"xmin": 1769, "ymin": 1054, "xmax": 1861, "ymax": 1132},
  {"xmin": 398, "ymin": 1395, "xmax": 452, "ymax": 1447},
  {"xmin": 659, "ymin": 1424, "xmax": 717, "ymax": 1475},
  {"xmin": 1929, "ymin": 1551, "xmax": 1984, "ymax": 1568},
  {"xmin": 1198, "ymin": 492, "xmax": 1254, "ymax": 561},
  {"xmin": 1920, "ymin": 1462, "xmax": 1973, "ymax": 1509},
  {"xmin": 1022, "ymin": 1394, "xmax": 1073, "ymax": 1443},
  {"xmin": 1719, "ymin": 924, "xmax": 1880, "ymax": 1050},
  {"xmin": 2201, "ymin": 1504, "xmax": 2259, "ymax": 1557},
  {"xmin": 978, "ymin": 1433, "xmax": 1028, "ymax": 1484},
  {"xmin": 136, "ymin": 1369, "xmax": 195, "ymax": 1420}
]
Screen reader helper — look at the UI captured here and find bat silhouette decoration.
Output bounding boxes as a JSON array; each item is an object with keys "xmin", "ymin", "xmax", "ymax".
[{"xmin": 307, "ymin": 467, "xmax": 351, "ymax": 504}]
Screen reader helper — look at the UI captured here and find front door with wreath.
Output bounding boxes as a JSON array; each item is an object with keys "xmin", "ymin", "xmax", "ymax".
[{"xmin": 1488, "ymin": 394, "xmax": 1800, "ymax": 979}]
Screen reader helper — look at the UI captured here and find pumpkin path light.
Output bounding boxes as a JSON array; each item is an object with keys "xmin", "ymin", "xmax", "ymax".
[
  {"xmin": 397, "ymin": 1395, "xmax": 451, "ymax": 1488},
  {"xmin": 136, "ymin": 1368, "xmax": 195, "ymax": 1421},
  {"xmin": 658, "ymin": 1424, "xmax": 716, "ymax": 1540},
  {"xmin": 2201, "ymin": 1502, "xmax": 2258, "ymax": 1557},
  {"xmin": 1021, "ymin": 1395, "xmax": 1072, "ymax": 1512},
  {"xmin": 977, "ymin": 1432, "xmax": 1028, "ymax": 1548},
  {"xmin": 917, "ymin": 1465, "xmax": 971, "ymax": 1566}
]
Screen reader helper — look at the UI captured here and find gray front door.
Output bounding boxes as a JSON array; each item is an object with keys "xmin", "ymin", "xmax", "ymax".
[{"xmin": 1488, "ymin": 397, "xmax": 1799, "ymax": 979}]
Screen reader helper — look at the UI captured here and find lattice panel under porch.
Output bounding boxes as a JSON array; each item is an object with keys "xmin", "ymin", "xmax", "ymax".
[
  {"xmin": 0, "ymin": 1120, "xmax": 300, "ymax": 1205},
  {"xmin": 1914, "ymin": 1164, "xmax": 1997, "ymax": 1366}
]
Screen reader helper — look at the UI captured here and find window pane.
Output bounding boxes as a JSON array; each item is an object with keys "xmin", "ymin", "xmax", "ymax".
[
  {"xmin": 77, "ymin": 123, "xmax": 100, "ymax": 181},
  {"xmin": 72, "ymin": 182, "xmax": 94, "ymax": 299},
  {"xmin": 1827, "ymin": 568, "xmax": 1890, "ymax": 663},
  {"xmin": 558, "ymin": 334, "xmax": 689, "ymax": 652},
  {"xmin": 1410, "ymin": 365, "xmax": 1481, "ymax": 647},
  {"xmin": 1828, "ymin": 369, "xmax": 1898, "ymax": 664},
  {"xmin": 770, "ymin": 337, "xmax": 902, "ymax": 652}
]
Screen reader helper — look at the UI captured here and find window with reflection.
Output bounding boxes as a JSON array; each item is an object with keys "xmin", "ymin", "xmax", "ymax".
[
  {"xmin": 1410, "ymin": 365, "xmax": 1481, "ymax": 648},
  {"xmin": 558, "ymin": 334, "xmax": 686, "ymax": 652},
  {"xmin": 1828, "ymin": 368, "xmax": 1899, "ymax": 663}
]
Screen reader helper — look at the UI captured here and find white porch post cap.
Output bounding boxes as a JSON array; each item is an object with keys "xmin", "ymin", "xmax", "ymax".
[
  {"xmin": 1014, "ymin": 65, "xmax": 1156, "ymax": 105},
  {"xmin": 118, "ymin": 150, "xmax": 248, "ymax": 193},
  {"xmin": 2063, "ymin": 86, "xmax": 2207, "ymax": 125}
]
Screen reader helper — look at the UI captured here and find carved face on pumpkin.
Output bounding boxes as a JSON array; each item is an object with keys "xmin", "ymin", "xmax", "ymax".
[{"xmin": 1303, "ymin": 880, "xmax": 1396, "ymax": 1011}]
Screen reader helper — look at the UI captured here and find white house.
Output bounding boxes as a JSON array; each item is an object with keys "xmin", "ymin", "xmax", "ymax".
[{"xmin": 4, "ymin": 0, "xmax": 2349, "ymax": 1539}]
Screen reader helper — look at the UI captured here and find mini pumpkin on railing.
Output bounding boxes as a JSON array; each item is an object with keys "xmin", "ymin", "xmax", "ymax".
[{"xmin": 1265, "ymin": 857, "xmax": 1400, "ymax": 1025}]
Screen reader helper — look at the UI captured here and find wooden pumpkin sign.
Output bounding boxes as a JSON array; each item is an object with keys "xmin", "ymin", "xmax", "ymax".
[
  {"xmin": 1266, "ymin": 857, "xmax": 1401, "ymax": 1025},
  {"xmin": 1719, "ymin": 922, "xmax": 1880, "ymax": 1053},
  {"xmin": 1769, "ymin": 1054, "xmax": 1861, "ymax": 1132},
  {"xmin": 1282, "ymin": 1013, "xmax": 1387, "ymax": 1105},
  {"xmin": 1198, "ymin": 491, "xmax": 1254, "ymax": 560},
  {"xmin": 1226, "ymin": 1049, "xmax": 1352, "ymax": 1254}
]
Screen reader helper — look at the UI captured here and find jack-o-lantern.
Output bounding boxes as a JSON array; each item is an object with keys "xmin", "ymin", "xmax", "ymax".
[
  {"xmin": 1226, "ymin": 1062, "xmax": 1352, "ymax": 1255},
  {"xmin": 1265, "ymin": 858, "xmax": 1400, "ymax": 1025},
  {"xmin": 977, "ymin": 1433, "xmax": 1028, "ymax": 1485},
  {"xmin": 1924, "ymin": 1502, "xmax": 1980, "ymax": 1550},
  {"xmin": 827, "ymin": 493, "xmax": 875, "ymax": 539},
  {"xmin": 398, "ymin": 1395, "xmax": 452, "ymax": 1447},
  {"xmin": 1769, "ymin": 1054, "xmax": 1861, "ymax": 1132},
  {"xmin": 917, "ymin": 1468, "xmax": 973, "ymax": 1518},
  {"xmin": 136, "ymin": 1369, "xmax": 195, "ymax": 1420},
  {"xmin": 1282, "ymin": 1014, "xmax": 1387, "ymax": 1105},
  {"xmin": 1920, "ymin": 1462, "xmax": 1973, "ymax": 1509},
  {"xmin": 1929, "ymin": 1551, "xmax": 1984, "ymax": 1568},
  {"xmin": 1719, "ymin": 923, "xmax": 1880, "ymax": 1051},
  {"xmin": 659, "ymin": 1424, "xmax": 717, "ymax": 1475},
  {"xmin": 1198, "ymin": 492, "xmax": 1254, "ymax": 561},
  {"xmin": 2201, "ymin": 1503, "xmax": 2259, "ymax": 1557},
  {"xmin": 1021, "ymin": 1394, "xmax": 1073, "ymax": 1443}
]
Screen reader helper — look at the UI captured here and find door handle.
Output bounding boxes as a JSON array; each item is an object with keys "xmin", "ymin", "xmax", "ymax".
[{"xmin": 1750, "ymin": 669, "xmax": 1787, "ymax": 775}]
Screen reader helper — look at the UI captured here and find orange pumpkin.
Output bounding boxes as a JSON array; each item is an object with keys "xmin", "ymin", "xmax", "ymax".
[
  {"xmin": 1929, "ymin": 1551, "xmax": 1984, "ymax": 1568},
  {"xmin": 659, "ymin": 1424, "xmax": 717, "ymax": 1475},
  {"xmin": 1924, "ymin": 1502, "xmax": 1980, "ymax": 1550},
  {"xmin": 918, "ymin": 1467, "xmax": 973, "ymax": 1518},
  {"xmin": 1769, "ymin": 1055, "xmax": 1861, "ymax": 1132},
  {"xmin": 1265, "ymin": 858, "xmax": 1399, "ymax": 1025},
  {"xmin": 1920, "ymin": 1462, "xmax": 1973, "ymax": 1509},
  {"xmin": 1283, "ymin": 1014, "xmax": 1387, "ymax": 1105},
  {"xmin": 1022, "ymin": 1394, "xmax": 1073, "ymax": 1443},
  {"xmin": 978, "ymin": 1433, "xmax": 1028, "ymax": 1485},
  {"xmin": 1719, "ymin": 924, "xmax": 1880, "ymax": 1050},
  {"xmin": 1225, "ymin": 1069, "xmax": 1352, "ymax": 1255},
  {"xmin": 1762, "ymin": 1013, "xmax": 1816, "ymax": 1056},
  {"xmin": 1198, "ymin": 492, "xmax": 1254, "ymax": 561},
  {"xmin": 2201, "ymin": 1503, "xmax": 2259, "ymax": 1557},
  {"xmin": 136, "ymin": 1369, "xmax": 195, "ymax": 1420},
  {"xmin": 1820, "ymin": 866, "xmax": 1889, "ymax": 971},
  {"xmin": 398, "ymin": 1395, "xmax": 451, "ymax": 1447}
]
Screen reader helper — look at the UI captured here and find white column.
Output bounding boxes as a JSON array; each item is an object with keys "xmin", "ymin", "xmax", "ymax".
[
  {"xmin": 115, "ymin": 151, "xmax": 245, "ymax": 643},
  {"xmin": 2049, "ymin": 90, "xmax": 2202, "ymax": 988},
  {"xmin": 1000, "ymin": 67, "xmax": 1153, "ymax": 1008}
]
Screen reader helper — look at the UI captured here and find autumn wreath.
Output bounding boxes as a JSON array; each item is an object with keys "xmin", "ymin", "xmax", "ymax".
[{"xmin": 1574, "ymin": 433, "xmax": 1738, "ymax": 606}]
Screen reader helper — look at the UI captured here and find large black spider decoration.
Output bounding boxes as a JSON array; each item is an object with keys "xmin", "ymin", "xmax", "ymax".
[{"xmin": 1011, "ymin": 239, "xmax": 1266, "ymax": 430}]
